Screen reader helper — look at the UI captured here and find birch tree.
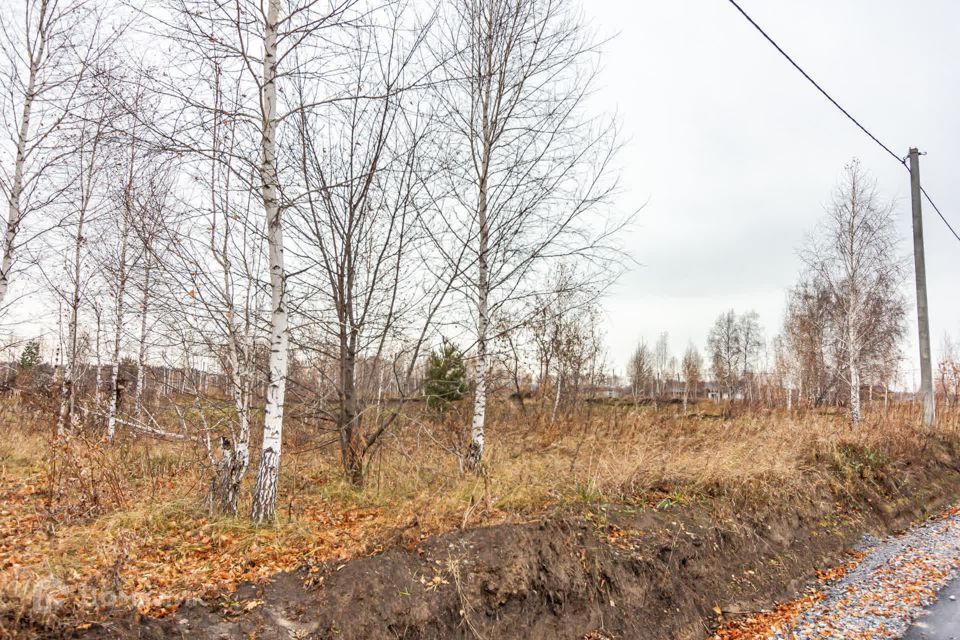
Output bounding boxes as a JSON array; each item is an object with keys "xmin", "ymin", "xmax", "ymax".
[
  {"xmin": 708, "ymin": 310, "xmax": 742, "ymax": 400},
  {"xmin": 707, "ymin": 310, "xmax": 763, "ymax": 402},
  {"xmin": 432, "ymin": 0, "xmax": 621, "ymax": 470},
  {"xmin": 627, "ymin": 340, "xmax": 652, "ymax": 402},
  {"xmin": 150, "ymin": 60, "xmax": 270, "ymax": 514},
  {"xmin": 130, "ymin": 176, "xmax": 170, "ymax": 419},
  {"xmin": 681, "ymin": 342, "xmax": 702, "ymax": 411},
  {"xmin": 525, "ymin": 264, "xmax": 606, "ymax": 416},
  {"xmin": 150, "ymin": 0, "xmax": 359, "ymax": 521},
  {"xmin": 48, "ymin": 91, "xmax": 113, "ymax": 435},
  {"xmin": 103, "ymin": 143, "xmax": 137, "ymax": 441},
  {"xmin": 799, "ymin": 160, "xmax": 905, "ymax": 425},
  {"xmin": 0, "ymin": 0, "xmax": 112, "ymax": 311},
  {"xmin": 653, "ymin": 332, "xmax": 670, "ymax": 400}
]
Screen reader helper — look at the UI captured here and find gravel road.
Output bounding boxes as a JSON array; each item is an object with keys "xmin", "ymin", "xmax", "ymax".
[{"xmin": 768, "ymin": 506, "xmax": 960, "ymax": 639}]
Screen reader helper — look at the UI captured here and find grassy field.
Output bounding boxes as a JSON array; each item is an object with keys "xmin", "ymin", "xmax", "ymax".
[{"xmin": 2, "ymin": 394, "xmax": 958, "ymax": 631}]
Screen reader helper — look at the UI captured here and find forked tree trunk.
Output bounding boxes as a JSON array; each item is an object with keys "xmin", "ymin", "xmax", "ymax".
[
  {"xmin": 210, "ymin": 300, "xmax": 253, "ymax": 516},
  {"xmin": 210, "ymin": 335, "xmax": 252, "ymax": 515},
  {"xmin": 252, "ymin": 0, "xmax": 289, "ymax": 523},
  {"xmin": 210, "ymin": 426, "xmax": 248, "ymax": 516}
]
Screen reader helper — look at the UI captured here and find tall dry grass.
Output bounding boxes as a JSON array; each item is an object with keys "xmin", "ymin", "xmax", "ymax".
[{"xmin": 1, "ymin": 394, "xmax": 958, "ymax": 632}]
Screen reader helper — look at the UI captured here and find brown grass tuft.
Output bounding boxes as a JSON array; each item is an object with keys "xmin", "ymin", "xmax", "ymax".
[{"xmin": 1, "ymin": 395, "xmax": 957, "ymax": 634}]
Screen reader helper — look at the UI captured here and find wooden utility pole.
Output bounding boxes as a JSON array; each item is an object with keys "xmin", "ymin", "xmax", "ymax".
[{"xmin": 908, "ymin": 148, "xmax": 936, "ymax": 427}]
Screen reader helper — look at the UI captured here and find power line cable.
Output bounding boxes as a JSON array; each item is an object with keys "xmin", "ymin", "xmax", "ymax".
[
  {"xmin": 920, "ymin": 185, "xmax": 960, "ymax": 244},
  {"xmin": 725, "ymin": 0, "xmax": 960, "ymax": 245}
]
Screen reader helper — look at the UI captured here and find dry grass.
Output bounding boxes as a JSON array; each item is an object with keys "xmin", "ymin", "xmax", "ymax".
[{"xmin": 1, "ymin": 395, "xmax": 958, "ymax": 633}]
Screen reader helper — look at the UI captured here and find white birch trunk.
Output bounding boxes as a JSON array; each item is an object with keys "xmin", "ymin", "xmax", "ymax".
[
  {"xmin": 466, "ymin": 174, "xmax": 489, "ymax": 471},
  {"xmin": 848, "ymin": 304, "xmax": 861, "ymax": 425},
  {"xmin": 0, "ymin": 19, "xmax": 44, "ymax": 309},
  {"xmin": 106, "ymin": 206, "xmax": 130, "ymax": 441},
  {"xmin": 251, "ymin": 0, "xmax": 288, "ymax": 522},
  {"xmin": 210, "ymin": 322, "xmax": 252, "ymax": 514},
  {"xmin": 468, "ymin": 320, "xmax": 487, "ymax": 470},
  {"xmin": 94, "ymin": 305, "xmax": 103, "ymax": 414},
  {"xmin": 551, "ymin": 371, "xmax": 562, "ymax": 423},
  {"xmin": 135, "ymin": 259, "xmax": 151, "ymax": 417}
]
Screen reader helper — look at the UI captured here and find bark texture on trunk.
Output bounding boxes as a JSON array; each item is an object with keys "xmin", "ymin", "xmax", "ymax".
[
  {"xmin": 0, "ymin": 10, "xmax": 44, "ymax": 309},
  {"xmin": 848, "ymin": 314, "xmax": 861, "ymax": 426},
  {"xmin": 135, "ymin": 259, "xmax": 152, "ymax": 417},
  {"xmin": 467, "ymin": 193, "xmax": 489, "ymax": 471},
  {"xmin": 56, "ymin": 198, "xmax": 86, "ymax": 436},
  {"xmin": 251, "ymin": 0, "xmax": 288, "ymax": 523},
  {"xmin": 106, "ymin": 219, "xmax": 129, "ymax": 441},
  {"xmin": 339, "ymin": 333, "xmax": 363, "ymax": 487},
  {"xmin": 210, "ymin": 433, "xmax": 248, "ymax": 516}
]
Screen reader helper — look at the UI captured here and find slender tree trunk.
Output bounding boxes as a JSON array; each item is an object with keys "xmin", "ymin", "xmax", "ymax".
[
  {"xmin": 848, "ymin": 308, "xmax": 861, "ymax": 426},
  {"xmin": 135, "ymin": 258, "xmax": 152, "ymax": 418},
  {"xmin": 252, "ymin": 0, "xmax": 288, "ymax": 523},
  {"xmin": 0, "ymin": 18, "xmax": 44, "ymax": 309},
  {"xmin": 56, "ymin": 197, "xmax": 87, "ymax": 435},
  {"xmin": 106, "ymin": 216, "xmax": 130, "ymax": 441},
  {"xmin": 211, "ymin": 396, "xmax": 250, "ymax": 515},
  {"xmin": 211, "ymin": 335, "xmax": 252, "ymax": 515},
  {"xmin": 466, "ymin": 198, "xmax": 489, "ymax": 471},
  {"xmin": 93, "ymin": 305, "xmax": 103, "ymax": 414},
  {"xmin": 551, "ymin": 374, "xmax": 563, "ymax": 422},
  {"xmin": 339, "ymin": 332, "xmax": 363, "ymax": 486}
]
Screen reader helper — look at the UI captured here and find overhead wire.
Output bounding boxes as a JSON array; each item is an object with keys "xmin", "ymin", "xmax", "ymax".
[{"xmin": 725, "ymin": 0, "xmax": 960, "ymax": 245}]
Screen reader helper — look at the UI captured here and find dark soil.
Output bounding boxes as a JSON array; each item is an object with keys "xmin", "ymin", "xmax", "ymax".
[{"xmin": 38, "ymin": 446, "xmax": 960, "ymax": 639}]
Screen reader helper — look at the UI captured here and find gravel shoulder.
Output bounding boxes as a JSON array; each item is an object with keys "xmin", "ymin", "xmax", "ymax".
[{"xmin": 770, "ymin": 506, "xmax": 960, "ymax": 639}]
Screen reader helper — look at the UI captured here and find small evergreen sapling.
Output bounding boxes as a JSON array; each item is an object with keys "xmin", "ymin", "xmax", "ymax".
[{"xmin": 424, "ymin": 342, "xmax": 466, "ymax": 411}]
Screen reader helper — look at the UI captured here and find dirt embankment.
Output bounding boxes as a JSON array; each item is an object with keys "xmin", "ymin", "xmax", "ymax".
[{"xmin": 70, "ymin": 443, "xmax": 960, "ymax": 640}]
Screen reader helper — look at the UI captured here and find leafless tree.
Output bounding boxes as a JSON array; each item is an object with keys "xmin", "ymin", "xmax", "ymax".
[
  {"xmin": 129, "ymin": 171, "xmax": 172, "ymax": 419},
  {"xmin": 738, "ymin": 311, "xmax": 763, "ymax": 403},
  {"xmin": 431, "ymin": 0, "xmax": 622, "ymax": 470},
  {"xmin": 797, "ymin": 159, "xmax": 905, "ymax": 425},
  {"xmin": 938, "ymin": 334, "xmax": 960, "ymax": 409},
  {"xmin": 784, "ymin": 279, "xmax": 838, "ymax": 407},
  {"xmin": 681, "ymin": 342, "xmax": 702, "ymax": 411},
  {"xmin": 522, "ymin": 263, "xmax": 606, "ymax": 417},
  {"xmin": 286, "ymin": 6, "xmax": 449, "ymax": 486},
  {"xmin": 653, "ymin": 332, "xmax": 670, "ymax": 401},
  {"xmin": 707, "ymin": 309, "xmax": 763, "ymax": 402},
  {"xmin": 627, "ymin": 340, "xmax": 652, "ymax": 403},
  {"xmin": 0, "ymin": 0, "xmax": 114, "ymax": 312},
  {"xmin": 45, "ymin": 87, "xmax": 114, "ymax": 435},
  {"xmin": 148, "ymin": 0, "xmax": 359, "ymax": 521}
]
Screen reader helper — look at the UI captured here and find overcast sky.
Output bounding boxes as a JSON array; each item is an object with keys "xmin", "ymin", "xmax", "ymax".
[{"xmin": 584, "ymin": 0, "xmax": 960, "ymax": 385}]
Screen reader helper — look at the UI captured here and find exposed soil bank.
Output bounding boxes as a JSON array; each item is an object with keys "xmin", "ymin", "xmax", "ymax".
[{"xmin": 53, "ymin": 444, "xmax": 960, "ymax": 639}]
